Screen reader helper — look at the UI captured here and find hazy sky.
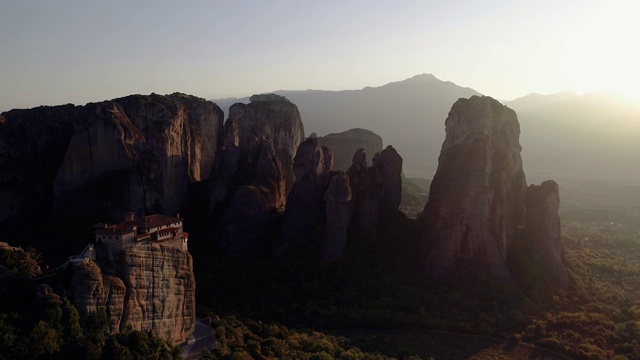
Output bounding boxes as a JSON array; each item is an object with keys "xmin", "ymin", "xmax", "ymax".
[{"xmin": 1, "ymin": 0, "xmax": 639, "ymax": 110}]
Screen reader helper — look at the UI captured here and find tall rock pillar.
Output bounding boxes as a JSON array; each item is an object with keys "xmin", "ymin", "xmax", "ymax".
[
  {"xmin": 421, "ymin": 96, "xmax": 527, "ymax": 281},
  {"xmin": 520, "ymin": 180, "xmax": 570, "ymax": 287}
]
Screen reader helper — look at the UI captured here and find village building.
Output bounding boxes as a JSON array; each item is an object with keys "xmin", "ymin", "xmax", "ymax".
[{"xmin": 65, "ymin": 213, "xmax": 189, "ymax": 267}]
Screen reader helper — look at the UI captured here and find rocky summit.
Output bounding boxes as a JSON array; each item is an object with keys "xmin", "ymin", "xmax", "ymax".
[
  {"xmin": 210, "ymin": 94, "xmax": 301, "ymax": 257},
  {"xmin": 70, "ymin": 214, "xmax": 195, "ymax": 344},
  {"xmin": 347, "ymin": 145, "xmax": 403, "ymax": 241},
  {"xmin": 317, "ymin": 128, "xmax": 383, "ymax": 171},
  {"xmin": 0, "ymin": 93, "xmax": 224, "ymax": 225},
  {"xmin": 226, "ymin": 94, "xmax": 304, "ymax": 192},
  {"xmin": 521, "ymin": 180, "xmax": 570, "ymax": 287},
  {"xmin": 421, "ymin": 96, "xmax": 528, "ymax": 281},
  {"xmin": 274, "ymin": 137, "xmax": 334, "ymax": 259}
]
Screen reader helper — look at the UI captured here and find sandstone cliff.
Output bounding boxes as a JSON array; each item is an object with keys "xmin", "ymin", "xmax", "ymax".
[
  {"xmin": 210, "ymin": 95, "xmax": 300, "ymax": 256},
  {"xmin": 71, "ymin": 241, "xmax": 195, "ymax": 344},
  {"xmin": 0, "ymin": 93, "xmax": 224, "ymax": 225},
  {"xmin": 323, "ymin": 173, "xmax": 352, "ymax": 261},
  {"xmin": 372, "ymin": 146, "xmax": 403, "ymax": 212},
  {"xmin": 520, "ymin": 180, "xmax": 570, "ymax": 287},
  {"xmin": 0, "ymin": 105, "xmax": 76, "ymax": 223},
  {"xmin": 348, "ymin": 146, "xmax": 403, "ymax": 241},
  {"xmin": 274, "ymin": 138, "xmax": 334, "ymax": 259},
  {"xmin": 318, "ymin": 128, "xmax": 383, "ymax": 171},
  {"xmin": 421, "ymin": 96, "xmax": 571, "ymax": 286},
  {"xmin": 276, "ymin": 141, "xmax": 404, "ymax": 261},
  {"xmin": 54, "ymin": 93, "xmax": 224, "ymax": 220},
  {"xmin": 421, "ymin": 96, "xmax": 527, "ymax": 281},
  {"xmin": 226, "ymin": 94, "xmax": 304, "ymax": 192}
]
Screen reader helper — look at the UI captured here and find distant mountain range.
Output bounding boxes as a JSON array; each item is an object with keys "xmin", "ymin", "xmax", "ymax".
[{"xmin": 213, "ymin": 74, "xmax": 640, "ymax": 182}]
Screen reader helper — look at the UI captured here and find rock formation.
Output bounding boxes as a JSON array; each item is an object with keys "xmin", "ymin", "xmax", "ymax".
[
  {"xmin": 276, "ymin": 140, "xmax": 404, "ymax": 260},
  {"xmin": 318, "ymin": 128, "xmax": 383, "ymax": 171},
  {"xmin": 0, "ymin": 105, "xmax": 76, "ymax": 223},
  {"xmin": 421, "ymin": 95, "xmax": 571, "ymax": 286},
  {"xmin": 54, "ymin": 93, "xmax": 223, "ymax": 219},
  {"xmin": 348, "ymin": 146, "xmax": 403, "ymax": 241},
  {"xmin": 421, "ymin": 96, "xmax": 527, "ymax": 281},
  {"xmin": 323, "ymin": 173, "xmax": 352, "ymax": 261},
  {"xmin": 210, "ymin": 124, "xmax": 286, "ymax": 212},
  {"xmin": 219, "ymin": 186, "xmax": 277, "ymax": 258},
  {"xmin": 0, "ymin": 93, "xmax": 224, "ymax": 224},
  {"xmin": 70, "ymin": 216, "xmax": 196, "ymax": 344},
  {"xmin": 274, "ymin": 138, "xmax": 334, "ymax": 258},
  {"xmin": 372, "ymin": 146, "xmax": 403, "ymax": 211},
  {"xmin": 521, "ymin": 180, "xmax": 570, "ymax": 287},
  {"xmin": 225, "ymin": 94, "xmax": 304, "ymax": 192},
  {"xmin": 210, "ymin": 95, "xmax": 301, "ymax": 256}
]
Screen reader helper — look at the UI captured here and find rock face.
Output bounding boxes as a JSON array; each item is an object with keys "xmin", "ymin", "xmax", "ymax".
[
  {"xmin": 71, "ymin": 237, "xmax": 195, "ymax": 344},
  {"xmin": 0, "ymin": 105, "xmax": 76, "ymax": 222},
  {"xmin": 318, "ymin": 128, "xmax": 383, "ymax": 171},
  {"xmin": 521, "ymin": 180, "xmax": 570, "ymax": 287},
  {"xmin": 71, "ymin": 263, "xmax": 127, "ymax": 333},
  {"xmin": 0, "ymin": 93, "xmax": 224, "ymax": 224},
  {"xmin": 55, "ymin": 94, "xmax": 223, "ymax": 220},
  {"xmin": 211, "ymin": 125, "xmax": 286, "ymax": 212},
  {"xmin": 274, "ymin": 138, "xmax": 334, "ymax": 258},
  {"xmin": 348, "ymin": 146, "xmax": 403, "ymax": 241},
  {"xmin": 226, "ymin": 94, "xmax": 304, "ymax": 192},
  {"xmin": 210, "ymin": 95, "xmax": 301, "ymax": 256},
  {"xmin": 323, "ymin": 173, "xmax": 352, "ymax": 261},
  {"xmin": 421, "ymin": 96, "xmax": 527, "ymax": 281},
  {"xmin": 276, "ymin": 141, "xmax": 404, "ymax": 260},
  {"xmin": 372, "ymin": 146, "xmax": 403, "ymax": 212},
  {"xmin": 219, "ymin": 186, "xmax": 275, "ymax": 257}
]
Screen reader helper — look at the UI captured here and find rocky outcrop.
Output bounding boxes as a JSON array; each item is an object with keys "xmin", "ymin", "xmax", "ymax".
[
  {"xmin": 219, "ymin": 186, "xmax": 276, "ymax": 258},
  {"xmin": 71, "ymin": 241, "xmax": 195, "ymax": 344},
  {"xmin": 226, "ymin": 94, "xmax": 304, "ymax": 192},
  {"xmin": 54, "ymin": 93, "xmax": 223, "ymax": 220},
  {"xmin": 274, "ymin": 138, "xmax": 334, "ymax": 258},
  {"xmin": 348, "ymin": 146, "xmax": 403, "ymax": 241},
  {"xmin": 521, "ymin": 181, "xmax": 570, "ymax": 287},
  {"xmin": 0, "ymin": 105, "xmax": 76, "ymax": 223},
  {"xmin": 372, "ymin": 146, "xmax": 403, "ymax": 212},
  {"xmin": 275, "ymin": 141, "xmax": 404, "ymax": 260},
  {"xmin": 0, "ymin": 93, "xmax": 224, "ymax": 225},
  {"xmin": 323, "ymin": 173, "xmax": 352, "ymax": 261},
  {"xmin": 345, "ymin": 149, "xmax": 369, "ymax": 235},
  {"xmin": 421, "ymin": 96, "xmax": 527, "ymax": 281},
  {"xmin": 318, "ymin": 128, "xmax": 383, "ymax": 171},
  {"xmin": 210, "ymin": 95, "xmax": 299, "ymax": 255},
  {"xmin": 70, "ymin": 262, "xmax": 126, "ymax": 333}
]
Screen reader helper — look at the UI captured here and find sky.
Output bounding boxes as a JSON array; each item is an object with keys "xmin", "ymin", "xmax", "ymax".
[{"xmin": 1, "ymin": 0, "xmax": 640, "ymax": 111}]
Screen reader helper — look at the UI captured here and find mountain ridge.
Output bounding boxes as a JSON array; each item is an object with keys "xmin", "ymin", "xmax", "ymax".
[
  {"xmin": 212, "ymin": 74, "xmax": 482, "ymax": 177},
  {"xmin": 213, "ymin": 75, "xmax": 640, "ymax": 181}
]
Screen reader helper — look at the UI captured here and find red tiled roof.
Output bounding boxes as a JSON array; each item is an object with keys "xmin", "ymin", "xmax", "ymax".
[
  {"xmin": 94, "ymin": 213, "xmax": 183, "ymax": 237},
  {"xmin": 137, "ymin": 214, "xmax": 182, "ymax": 229},
  {"xmin": 157, "ymin": 227, "xmax": 180, "ymax": 235},
  {"xmin": 95, "ymin": 222, "xmax": 136, "ymax": 235}
]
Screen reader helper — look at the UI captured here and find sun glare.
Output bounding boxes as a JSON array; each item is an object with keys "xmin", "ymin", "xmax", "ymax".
[{"xmin": 562, "ymin": 2, "xmax": 640, "ymax": 103}]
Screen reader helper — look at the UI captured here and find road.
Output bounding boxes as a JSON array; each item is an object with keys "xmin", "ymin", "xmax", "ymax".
[{"xmin": 181, "ymin": 318, "xmax": 216, "ymax": 359}]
